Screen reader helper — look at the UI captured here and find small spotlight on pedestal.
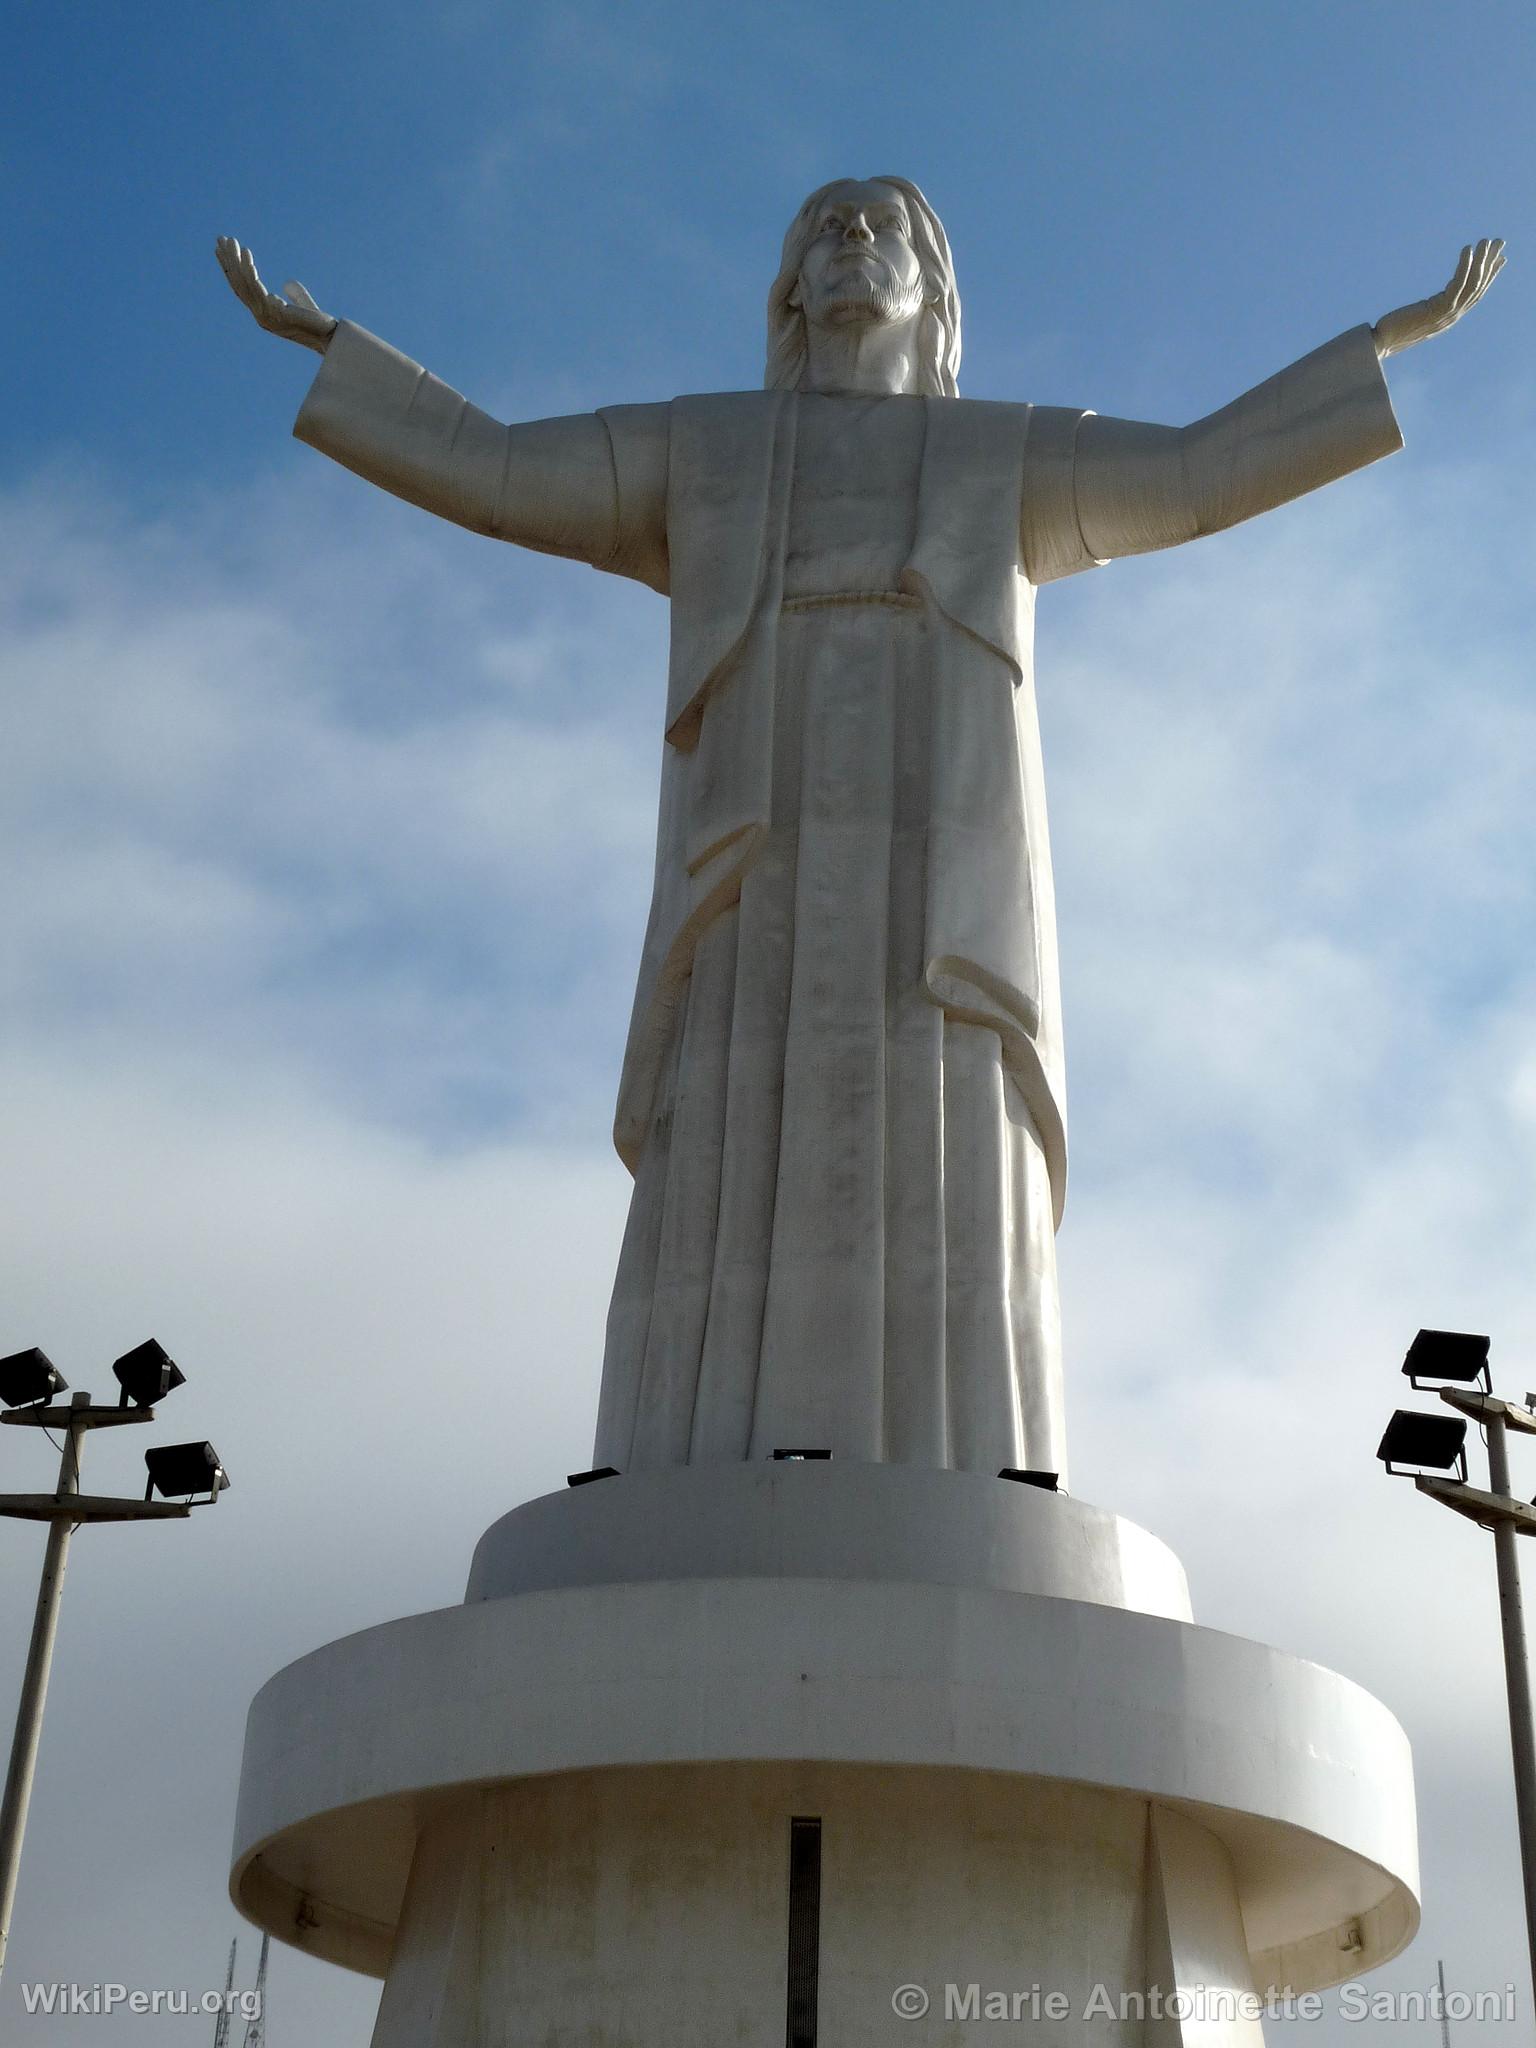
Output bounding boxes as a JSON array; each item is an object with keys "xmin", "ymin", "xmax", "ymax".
[
  {"xmin": 144, "ymin": 1441, "xmax": 229, "ymax": 1503},
  {"xmin": 566, "ymin": 1466, "xmax": 620, "ymax": 1488},
  {"xmin": 113, "ymin": 1338, "xmax": 186, "ymax": 1409},
  {"xmin": 1376, "ymin": 1410, "xmax": 1468, "ymax": 1481},
  {"xmin": 772, "ymin": 1448, "xmax": 832, "ymax": 1461},
  {"xmin": 0, "ymin": 1348, "xmax": 67, "ymax": 1409},
  {"xmin": 1402, "ymin": 1328, "xmax": 1491, "ymax": 1392},
  {"xmin": 999, "ymin": 1468, "xmax": 1060, "ymax": 1491}
]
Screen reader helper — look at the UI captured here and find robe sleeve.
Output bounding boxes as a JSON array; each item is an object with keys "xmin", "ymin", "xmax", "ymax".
[
  {"xmin": 292, "ymin": 320, "xmax": 668, "ymax": 588},
  {"xmin": 1020, "ymin": 324, "xmax": 1403, "ymax": 581}
]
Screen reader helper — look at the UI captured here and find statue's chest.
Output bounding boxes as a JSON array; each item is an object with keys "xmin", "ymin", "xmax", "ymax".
[{"xmin": 783, "ymin": 396, "xmax": 926, "ymax": 599}]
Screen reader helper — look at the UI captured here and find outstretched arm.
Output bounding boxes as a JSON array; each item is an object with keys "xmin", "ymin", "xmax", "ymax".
[
  {"xmin": 1030, "ymin": 240, "xmax": 1505, "ymax": 577},
  {"xmin": 215, "ymin": 239, "xmax": 667, "ymax": 587}
]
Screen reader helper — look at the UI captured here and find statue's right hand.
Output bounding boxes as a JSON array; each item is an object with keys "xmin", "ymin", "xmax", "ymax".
[{"xmin": 216, "ymin": 237, "xmax": 336, "ymax": 354}]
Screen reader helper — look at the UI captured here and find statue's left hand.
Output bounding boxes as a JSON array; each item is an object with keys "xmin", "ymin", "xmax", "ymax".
[
  {"xmin": 216, "ymin": 237, "xmax": 337, "ymax": 354},
  {"xmin": 1374, "ymin": 238, "xmax": 1505, "ymax": 358}
]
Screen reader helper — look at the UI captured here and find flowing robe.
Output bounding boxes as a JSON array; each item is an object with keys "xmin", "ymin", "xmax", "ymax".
[{"xmin": 293, "ymin": 321, "xmax": 1401, "ymax": 1482}]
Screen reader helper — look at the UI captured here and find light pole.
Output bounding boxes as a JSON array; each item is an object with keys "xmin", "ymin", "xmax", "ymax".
[
  {"xmin": 1378, "ymin": 1329, "xmax": 1536, "ymax": 2013},
  {"xmin": 0, "ymin": 1342, "xmax": 230, "ymax": 1984}
]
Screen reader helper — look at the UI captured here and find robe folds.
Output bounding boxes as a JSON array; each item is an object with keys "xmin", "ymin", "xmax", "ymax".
[{"xmin": 293, "ymin": 319, "xmax": 1402, "ymax": 1480}]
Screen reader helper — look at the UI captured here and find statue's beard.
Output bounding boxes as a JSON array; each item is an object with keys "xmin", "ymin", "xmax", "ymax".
[{"xmin": 817, "ymin": 264, "xmax": 923, "ymax": 329}]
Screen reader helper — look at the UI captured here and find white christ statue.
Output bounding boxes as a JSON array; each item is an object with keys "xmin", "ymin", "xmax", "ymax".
[{"xmin": 219, "ymin": 184, "xmax": 1501, "ymax": 1488}]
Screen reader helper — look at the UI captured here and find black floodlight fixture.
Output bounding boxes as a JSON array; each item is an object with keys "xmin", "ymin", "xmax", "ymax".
[
  {"xmin": 999, "ymin": 1468, "xmax": 1060, "ymax": 1491},
  {"xmin": 144, "ymin": 1441, "xmax": 229, "ymax": 1502},
  {"xmin": 566, "ymin": 1466, "xmax": 620, "ymax": 1488},
  {"xmin": 0, "ymin": 1348, "xmax": 68, "ymax": 1409},
  {"xmin": 1402, "ymin": 1328, "xmax": 1491, "ymax": 1393},
  {"xmin": 112, "ymin": 1338, "xmax": 186, "ymax": 1410},
  {"xmin": 772, "ymin": 1448, "xmax": 832, "ymax": 1461},
  {"xmin": 1376, "ymin": 1409, "xmax": 1469, "ymax": 1481}
]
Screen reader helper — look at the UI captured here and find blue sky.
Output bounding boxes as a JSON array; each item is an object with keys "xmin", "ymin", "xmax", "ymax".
[
  {"xmin": 10, "ymin": 0, "xmax": 1527, "ymax": 479},
  {"xmin": 2, "ymin": 1, "xmax": 1534, "ymax": 2040}
]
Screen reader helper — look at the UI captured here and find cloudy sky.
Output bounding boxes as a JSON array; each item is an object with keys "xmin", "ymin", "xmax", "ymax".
[{"xmin": 3, "ymin": 0, "xmax": 1532, "ymax": 2039}]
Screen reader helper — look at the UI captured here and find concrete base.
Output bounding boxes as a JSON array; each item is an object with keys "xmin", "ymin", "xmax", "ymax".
[
  {"xmin": 231, "ymin": 1465, "xmax": 1419, "ymax": 2042},
  {"xmin": 464, "ymin": 1460, "xmax": 1193, "ymax": 1619},
  {"xmin": 373, "ymin": 1770, "xmax": 1275, "ymax": 2048}
]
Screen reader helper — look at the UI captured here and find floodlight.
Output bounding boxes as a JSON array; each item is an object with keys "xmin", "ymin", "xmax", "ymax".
[
  {"xmin": 0, "ymin": 1348, "xmax": 67, "ymax": 1409},
  {"xmin": 566, "ymin": 1466, "xmax": 620, "ymax": 1488},
  {"xmin": 1402, "ymin": 1328, "xmax": 1490, "ymax": 1391},
  {"xmin": 772, "ymin": 1448, "xmax": 832, "ymax": 1461},
  {"xmin": 112, "ymin": 1338, "xmax": 186, "ymax": 1409},
  {"xmin": 1376, "ymin": 1409, "xmax": 1468, "ymax": 1480},
  {"xmin": 144, "ymin": 1441, "xmax": 229, "ymax": 1501},
  {"xmin": 999, "ymin": 1468, "xmax": 1059, "ymax": 1491}
]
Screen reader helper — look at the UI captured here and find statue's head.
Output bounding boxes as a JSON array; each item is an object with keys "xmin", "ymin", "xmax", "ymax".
[{"xmin": 766, "ymin": 176, "xmax": 962, "ymax": 398}]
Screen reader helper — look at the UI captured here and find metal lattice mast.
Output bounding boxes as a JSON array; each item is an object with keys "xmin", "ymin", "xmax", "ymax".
[
  {"xmin": 211, "ymin": 1939, "xmax": 236, "ymax": 2048},
  {"xmin": 241, "ymin": 1931, "xmax": 269, "ymax": 2048}
]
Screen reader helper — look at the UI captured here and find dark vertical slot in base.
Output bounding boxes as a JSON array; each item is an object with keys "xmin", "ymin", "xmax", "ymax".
[{"xmin": 786, "ymin": 1816, "xmax": 822, "ymax": 2048}]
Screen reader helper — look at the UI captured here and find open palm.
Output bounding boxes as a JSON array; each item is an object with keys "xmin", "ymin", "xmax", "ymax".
[
  {"xmin": 215, "ymin": 238, "xmax": 335, "ymax": 354},
  {"xmin": 1376, "ymin": 238, "xmax": 1506, "ymax": 358}
]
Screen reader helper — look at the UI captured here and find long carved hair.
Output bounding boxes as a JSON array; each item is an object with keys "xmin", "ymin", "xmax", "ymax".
[{"xmin": 765, "ymin": 176, "xmax": 962, "ymax": 399}]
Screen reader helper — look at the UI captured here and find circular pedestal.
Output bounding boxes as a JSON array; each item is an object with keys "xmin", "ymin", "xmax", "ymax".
[
  {"xmin": 231, "ymin": 1466, "xmax": 1418, "ymax": 2042},
  {"xmin": 372, "ymin": 1767, "xmax": 1235, "ymax": 2048},
  {"xmin": 465, "ymin": 1460, "xmax": 1193, "ymax": 1619}
]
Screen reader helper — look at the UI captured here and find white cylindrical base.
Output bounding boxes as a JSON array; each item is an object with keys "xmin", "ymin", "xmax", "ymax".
[
  {"xmin": 230, "ymin": 1467, "xmax": 1418, "ymax": 2044},
  {"xmin": 374, "ymin": 1767, "xmax": 1264, "ymax": 2048}
]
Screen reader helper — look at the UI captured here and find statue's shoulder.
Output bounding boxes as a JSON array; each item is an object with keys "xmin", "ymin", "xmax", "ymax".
[
  {"xmin": 665, "ymin": 393, "xmax": 1047, "ymax": 425},
  {"xmin": 669, "ymin": 391, "xmax": 784, "ymax": 424},
  {"xmin": 938, "ymin": 395, "xmax": 1035, "ymax": 423},
  {"xmin": 932, "ymin": 395, "xmax": 1088, "ymax": 432},
  {"xmin": 930, "ymin": 396, "xmax": 1094, "ymax": 487},
  {"xmin": 918, "ymin": 396, "xmax": 1037, "ymax": 478},
  {"xmin": 664, "ymin": 394, "xmax": 790, "ymax": 486}
]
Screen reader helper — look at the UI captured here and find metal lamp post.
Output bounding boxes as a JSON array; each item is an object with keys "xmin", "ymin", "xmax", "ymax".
[
  {"xmin": 0, "ymin": 1342, "xmax": 230, "ymax": 1984},
  {"xmin": 1378, "ymin": 1328, "xmax": 1536, "ymax": 2012}
]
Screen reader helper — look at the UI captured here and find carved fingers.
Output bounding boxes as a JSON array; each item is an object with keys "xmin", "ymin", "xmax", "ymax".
[
  {"xmin": 215, "ymin": 238, "xmax": 336, "ymax": 354},
  {"xmin": 215, "ymin": 236, "xmax": 267, "ymax": 317},
  {"xmin": 1448, "ymin": 236, "xmax": 1506, "ymax": 317},
  {"xmin": 1374, "ymin": 237, "xmax": 1506, "ymax": 358}
]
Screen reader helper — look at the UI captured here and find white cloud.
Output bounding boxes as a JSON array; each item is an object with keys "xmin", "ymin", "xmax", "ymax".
[{"xmin": 0, "ymin": 466, "xmax": 665, "ymax": 1141}]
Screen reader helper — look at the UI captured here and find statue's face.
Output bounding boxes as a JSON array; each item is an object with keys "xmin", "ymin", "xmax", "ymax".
[{"xmin": 793, "ymin": 179, "xmax": 925, "ymax": 332}]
